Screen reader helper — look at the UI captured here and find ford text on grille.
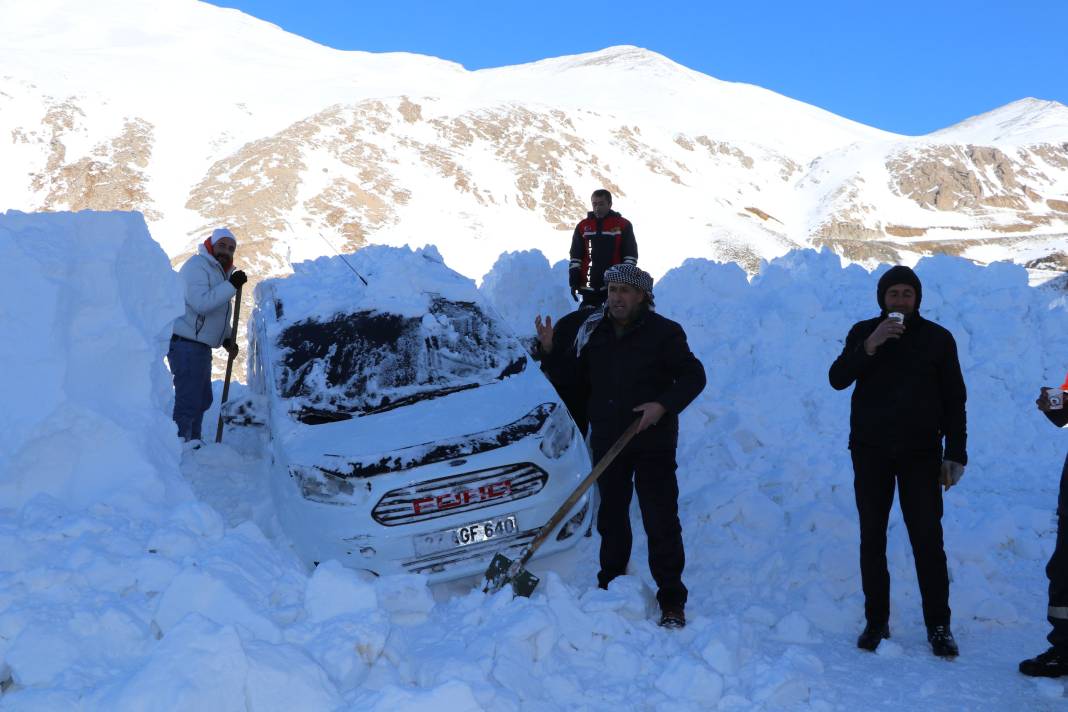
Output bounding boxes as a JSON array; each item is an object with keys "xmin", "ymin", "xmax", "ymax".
[
  {"xmin": 372, "ymin": 463, "xmax": 548, "ymax": 526},
  {"xmin": 412, "ymin": 480, "xmax": 512, "ymax": 515}
]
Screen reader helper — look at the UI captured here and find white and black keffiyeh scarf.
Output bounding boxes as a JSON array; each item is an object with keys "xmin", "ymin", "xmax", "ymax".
[
  {"xmin": 573, "ymin": 264, "xmax": 655, "ymax": 356},
  {"xmin": 603, "ymin": 263, "xmax": 653, "ymax": 294}
]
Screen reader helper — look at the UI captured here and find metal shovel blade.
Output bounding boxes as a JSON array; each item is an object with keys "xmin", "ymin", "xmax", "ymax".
[
  {"xmin": 480, "ymin": 418, "xmax": 640, "ymax": 599},
  {"xmin": 482, "ymin": 552, "xmax": 540, "ymax": 597}
]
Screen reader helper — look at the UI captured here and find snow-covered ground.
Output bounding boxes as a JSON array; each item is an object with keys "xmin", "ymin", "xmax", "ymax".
[{"xmin": 3, "ymin": 209, "xmax": 1068, "ymax": 710}]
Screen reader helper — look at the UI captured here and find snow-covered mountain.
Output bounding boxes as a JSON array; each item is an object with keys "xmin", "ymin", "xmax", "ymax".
[{"xmin": 2, "ymin": 0, "xmax": 1067, "ymax": 288}]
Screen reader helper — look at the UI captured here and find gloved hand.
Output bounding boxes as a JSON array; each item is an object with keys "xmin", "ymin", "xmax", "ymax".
[
  {"xmin": 568, "ymin": 269, "xmax": 583, "ymax": 291},
  {"xmin": 940, "ymin": 460, "xmax": 965, "ymax": 491},
  {"xmin": 229, "ymin": 270, "xmax": 248, "ymax": 289},
  {"xmin": 222, "ymin": 338, "xmax": 239, "ymax": 358}
]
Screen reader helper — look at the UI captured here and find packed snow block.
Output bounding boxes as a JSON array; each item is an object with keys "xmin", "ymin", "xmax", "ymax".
[
  {"xmin": 304, "ymin": 559, "xmax": 378, "ymax": 622},
  {"xmin": 770, "ymin": 611, "xmax": 820, "ymax": 644},
  {"xmin": 242, "ymin": 640, "xmax": 343, "ymax": 711},
  {"xmin": 479, "ymin": 249, "xmax": 574, "ymax": 335},
  {"xmin": 92, "ymin": 616, "xmax": 250, "ymax": 711},
  {"xmin": 542, "ymin": 572, "xmax": 599, "ymax": 652},
  {"xmin": 696, "ymin": 617, "xmax": 743, "ymax": 675},
  {"xmin": 353, "ymin": 680, "xmax": 484, "ymax": 712},
  {"xmin": 374, "ymin": 573, "xmax": 435, "ymax": 618},
  {"xmin": 659, "ymin": 256, "xmax": 749, "ymax": 307},
  {"xmin": 296, "ymin": 614, "xmax": 390, "ymax": 689},
  {"xmin": 152, "ymin": 521, "xmax": 303, "ymax": 644},
  {"xmin": 0, "ymin": 210, "xmax": 187, "ymax": 513},
  {"xmin": 154, "ymin": 566, "xmax": 282, "ymax": 643},
  {"xmin": 3, "ymin": 626, "xmax": 81, "ymax": 687},
  {"xmin": 654, "ymin": 657, "xmax": 724, "ymax": 704}
]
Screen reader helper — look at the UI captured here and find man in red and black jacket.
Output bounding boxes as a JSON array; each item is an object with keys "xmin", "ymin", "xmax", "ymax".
[{"xmin": 569, "ymin": 189, "xmax": 638, "ymax": 307}]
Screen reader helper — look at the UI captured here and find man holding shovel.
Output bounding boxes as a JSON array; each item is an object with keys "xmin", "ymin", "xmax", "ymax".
[
  {"xmin": 536, "ymin": 264, "xmax": 706, "ymax": 628},
  {"xmin": 168, "ymin": 228, "xmax": 247, "ymax": 450}
]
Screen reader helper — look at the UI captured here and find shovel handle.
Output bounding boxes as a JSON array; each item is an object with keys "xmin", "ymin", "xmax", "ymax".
[
  {"xmin": 214, "ymin": 285, "xmax": 243, "ymax": 443},
  {"xmin": 514, "ymin": 416, "xmax": 641, "ymax": 571}
]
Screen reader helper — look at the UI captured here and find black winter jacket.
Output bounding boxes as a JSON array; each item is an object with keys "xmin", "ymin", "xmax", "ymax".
[
  {"xmin": 545, "ymin": 308, "xmax": 706, "ymax": 449},
  {"xmin": 828, "ymin": 313, "xmax": 968, "ymax": 464}
]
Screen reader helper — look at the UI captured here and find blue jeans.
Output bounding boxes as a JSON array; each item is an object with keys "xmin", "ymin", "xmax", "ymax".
[{"xmin": 167, "ymin": 336, "xmax": 213, "ymax": 441}]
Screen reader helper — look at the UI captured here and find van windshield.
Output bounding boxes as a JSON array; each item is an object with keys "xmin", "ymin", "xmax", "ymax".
[{"xmin": 274, "ymin": 297, "xmax": 527, "ymax": 424}]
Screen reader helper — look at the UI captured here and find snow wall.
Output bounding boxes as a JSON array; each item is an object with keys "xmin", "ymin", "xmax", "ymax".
[
  {"xmin": 0, "ymin": 210, "xmax": 187, "ymax": 512},
  {"xmin": 0, "ymin": 212, "xmax": 343, "ymax": 710},
  {"xmin": 3, "ymin": 209, "xmax": 1068, "ymax": 710}
]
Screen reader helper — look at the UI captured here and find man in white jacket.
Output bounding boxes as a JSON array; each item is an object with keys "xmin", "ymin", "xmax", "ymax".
[{"xmin": 168, "ymin": 228, "xmax": 248, "ymax": 446}]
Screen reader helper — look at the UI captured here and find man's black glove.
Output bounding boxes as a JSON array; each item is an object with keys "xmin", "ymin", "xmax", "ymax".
[
  {"xmin": 568, "ymin": 269, "xmax": 583, "ymax": 291},
  {"xmin": 229, "ymin": 270, "xmax": 248, "ymax": 289}
]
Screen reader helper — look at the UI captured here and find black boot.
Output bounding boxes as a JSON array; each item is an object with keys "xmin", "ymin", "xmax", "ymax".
[
  {"xmin": 856, "ymin": 622, "xmax": 890, "ymax": 651},
  {"xmin": 659, "ymin": 604, "xmax": 685, "ymax": 629},
  {"xmin": 927, "ymin": 624, "xmax": 959, "ymax": 658},
  {"xmin": 1020, "ymin": 647, "xmax": 1068, "ymax": 677}
]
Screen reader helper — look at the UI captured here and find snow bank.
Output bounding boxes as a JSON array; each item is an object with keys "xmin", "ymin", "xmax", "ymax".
[
  {"xmin": 654, "ymin": 249, "xmax": 1068, "ymax": 642},
  {"xmin": 474, "ymin": 247, "xmax": 1068, "ymax": 707},
  {"xmin": 0, "ymin": 210, "xmax": 187, "ymax": 512},
  {"xmin": 0, "ymin": 212, "xmax": 337, "ymax": 709},
  {"xmin": 4, "ymin": 224, "xmax": 1067, "ymax": 710},
  {"xmin": 478, "ymin": 249, "xmax": 574, "ymax": 337}
]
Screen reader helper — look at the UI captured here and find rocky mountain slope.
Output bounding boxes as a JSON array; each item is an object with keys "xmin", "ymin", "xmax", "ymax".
[{"xmin": 2, "ymin": 0, "xmax": 1066, "ymax": 291}]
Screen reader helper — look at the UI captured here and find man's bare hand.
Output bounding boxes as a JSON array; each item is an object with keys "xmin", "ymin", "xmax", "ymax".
[
  {"xmin": 1038, "ymin": 388, "xmax": 1054, "ymax": 412},
  {"xmin": 222, "ymin": 338, "xmax": 239, "ymax": 358},
  {"xmin": 633, "ymin": 402, "xmax": 666, "ymax": 432},
  {"xmin": 534, "ymin": 315, "xmax": 554, "ymax": 354},
  {"xmin": 939, "ymin": 460, "xmax": 965, "ymax": 491},
  {"xmin": 864, "ymin": 318, "xmax": 906, "ymax": 355}
]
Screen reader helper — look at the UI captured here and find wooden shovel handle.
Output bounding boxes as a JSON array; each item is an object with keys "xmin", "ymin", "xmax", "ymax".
[{"xmin": 214, "ymin": 285, "xmax": 243, "ymax": 443}]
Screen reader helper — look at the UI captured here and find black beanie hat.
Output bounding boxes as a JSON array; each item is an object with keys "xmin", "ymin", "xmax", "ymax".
[{"xmin": 877, "ymin": 265, "xmax": 922, "ymax": 311}]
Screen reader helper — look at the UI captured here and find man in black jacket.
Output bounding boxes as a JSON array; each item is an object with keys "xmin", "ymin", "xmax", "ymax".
[
  {"xmin": 536, "ymin": 264, "xmax": 706, "ymax": 628},
  {"xmin": 1020, "ymin": 386, "xmax": 1068, "ymax": 677},
  {"xmin": 828, "ymin": 265, "xmax": 967, "ymax": 658},
  {"xmin": 569, "ymin": 189, "xmax": 638, "ymax": 308}
]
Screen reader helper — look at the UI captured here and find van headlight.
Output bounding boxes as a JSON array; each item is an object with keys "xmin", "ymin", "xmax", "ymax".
[
  {"xmin": 539, "ymin": 403, "xmax": 577, "ymax": 460},
  {"xmin": 556, "ymin": 497, "xmax": 591, "ymax": 541},
  {"xmin": 291, "ymin": 465, "xmax": 355, "ymax": 505}
]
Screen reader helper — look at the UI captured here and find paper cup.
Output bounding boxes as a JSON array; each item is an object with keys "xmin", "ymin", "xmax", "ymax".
[
  {"xmin": 888, "ymin": 312, "xmax": 904, "ymax": 324},
  {"xmin": 1045, "ymin": 387, "xmax": 1064, "ymax": 410}
]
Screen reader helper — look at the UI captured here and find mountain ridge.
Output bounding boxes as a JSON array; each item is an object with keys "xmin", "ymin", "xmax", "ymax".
[{"xmin": 1, "ymin": 0, "xmax": 1065, "ymax": 300}]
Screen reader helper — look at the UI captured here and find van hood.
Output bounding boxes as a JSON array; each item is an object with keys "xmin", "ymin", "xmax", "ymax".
[{"xmin": 273, "ymin": 366, "xmax": 559, "ymax": 475}]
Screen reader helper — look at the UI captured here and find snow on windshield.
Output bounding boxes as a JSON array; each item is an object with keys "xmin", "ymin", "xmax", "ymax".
[{"xmin": 256, "ymin": 246, "xmax": 526, "ymax": 420}]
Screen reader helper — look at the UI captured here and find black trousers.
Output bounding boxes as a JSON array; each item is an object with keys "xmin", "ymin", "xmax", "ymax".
[
  {"xmin": 1046, "ymin": 454, "xmax": 1068, "ymax": 651},
  {"xmin": 594, "ymin": 438, "xmax": 687, "ymax": 607},
  {"xmin": 851, "ymin": 445, "xmax": 950, "ymax": 628}
]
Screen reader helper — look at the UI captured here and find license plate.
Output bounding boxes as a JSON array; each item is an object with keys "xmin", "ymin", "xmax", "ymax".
[{"xmin": 414, "ymin": 514, "xmax": 518, "ymax": 556}]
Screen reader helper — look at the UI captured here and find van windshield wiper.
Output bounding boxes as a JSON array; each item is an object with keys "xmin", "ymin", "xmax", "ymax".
[
  {"xmin": 294, "ymin": 406, "xmax": 354, "ymax": 425},
  {"xmin": 359, "ymin": 382, "xmax": 481, "ymax": 416}
]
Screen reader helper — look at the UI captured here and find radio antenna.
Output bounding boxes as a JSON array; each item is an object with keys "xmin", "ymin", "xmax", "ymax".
[{"xmin": 284, "ymin": 219, "xmax": 368, "ymax": 286}]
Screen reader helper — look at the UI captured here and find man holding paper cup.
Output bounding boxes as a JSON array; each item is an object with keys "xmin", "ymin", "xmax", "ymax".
[
  {"xmin": 829, "ymin": 265, "xmax": 967, "ymax": 658},
  {"xmin": 1019, "ymin": 378, "xmax": 1068, "ymax": 677}
]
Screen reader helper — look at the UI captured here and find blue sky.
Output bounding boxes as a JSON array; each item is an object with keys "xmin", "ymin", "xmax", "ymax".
[{"xmin": 209, "ymin": 0, "xmax": 1067, "ymax": 136}]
